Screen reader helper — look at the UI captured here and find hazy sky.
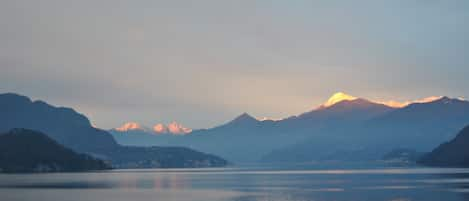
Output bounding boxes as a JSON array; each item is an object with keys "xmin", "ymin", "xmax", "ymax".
[{"xmin": 1, "ymin": 0, "xmax": 469, "ymax": 129}]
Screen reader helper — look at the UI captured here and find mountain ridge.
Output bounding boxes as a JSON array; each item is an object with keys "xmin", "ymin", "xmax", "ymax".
[
  {"xmin": 419, "ymin": 125, "xmax": 469, "ymax": 167},
  {"xmin": 112, "ymin": 121, "xmax": 192, "ymax": 135},
  {"xmin": 0, "ymin": 93, "xmax": 228, "ymax": 168},
  {"xmin": 0, "ymin": 128, "xmax": 110, "ymax": 173},
  {"xmin": 107, "ymin": 92, "xmax": 469, "ymax": 163}
]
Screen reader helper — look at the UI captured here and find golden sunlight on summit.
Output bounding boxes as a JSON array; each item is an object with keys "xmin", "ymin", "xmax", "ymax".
[
  {"xmin": 318, "ymin": 92, "xmax": 445, "ymax": 109},
  {"xmin": 376, "ymin": 96, "xmax": 444, "ymax": 108},
  {"xmin": 320, "ymin": 92, "xmax": 358, "ymax": 108}
]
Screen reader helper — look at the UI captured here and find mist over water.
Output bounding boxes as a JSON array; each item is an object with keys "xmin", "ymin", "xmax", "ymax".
[{"xmin": 2, "ymin": 163, "xmax": 469, "ymax": 201}]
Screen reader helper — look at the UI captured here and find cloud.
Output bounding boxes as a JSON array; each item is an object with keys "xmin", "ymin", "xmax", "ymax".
[{"xmin": 1, "ymin": 0, "xmax": 468, "ymax": 128}]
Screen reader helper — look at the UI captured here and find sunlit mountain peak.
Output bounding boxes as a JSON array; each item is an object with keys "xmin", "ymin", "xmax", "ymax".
[
  {"xmin": 152, "ymin": 123, "xmax": 168, "ymax": 134},
  {"xmin": 167, "ymin": 121, "xmax": 192, "ymax": 135},
  {"xmin": 377, "ymin": 96, "xmax": 444, "ymax": 108},
  {"xmin": 115, "ymin": 122, "xmax": 143, "ymax": 132},
  {"xmin": 320, "ymin": 92, "xmax": 358, "ymax": 108},
  {"xmin": 114, "ymin": 121, "xmax": 192, "ymax": 135},
  {"xmin": 319, "ymin": 93, "xmax": 446, "ymax": 109},
  {"xmin": 257, "ymin": 117, "xmax": 283, "ymax": 121},
  {"xmin": 414, "ymin": 96, "xmax": 444, "ymax": 104},
  {"xmin": 377, "ymin": 100, "xmax": 408, "ymax": 108}
]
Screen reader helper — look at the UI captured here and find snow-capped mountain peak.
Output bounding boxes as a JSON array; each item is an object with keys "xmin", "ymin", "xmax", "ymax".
[
  {"xmin": 115, "ymin": 122, "xmax": 145, "ymax": 132},
  {"xmin": 318, "ymin": 92, "xmax": 446, "ymax": 109},
  {"xmin": 113, "ymin": 121, "xmax": 192, "ymax": 135},
  {"xmin": 319, "ymin": 92, "xmax": 358, "ymax": 108}
]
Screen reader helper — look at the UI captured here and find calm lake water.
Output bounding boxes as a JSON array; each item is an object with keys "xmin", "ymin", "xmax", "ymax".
[{"xmin": 2, "ymin": 163, "xmax": 469, "ymax": 201}]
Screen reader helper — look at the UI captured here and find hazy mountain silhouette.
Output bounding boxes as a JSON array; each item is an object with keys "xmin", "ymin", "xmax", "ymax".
[
  {"xmin": 0, "ymin": 128, "xmax": 110, "ymax": 173},
  {"xmin": 112, "ymin": 112, "xmax": 280, "ymax": 162},
  {"xmin": 419, "ymin": 125, "xmax": 469, "ymax": 167},
  {"xmin": 112, "ymin": 93, "xmax": 469, "ymax": 164},
  {"xmin": 364, "ymin": 97, "xmax": 469, "ymax": 151},
  {"xmin": 111, "ymin": 95, "xmax": 396, "ymax": 163},
  {"xmin": 280, "ymin": 98, "xmax": 394, "ymax": 131},
  {"xmin": 0, "ymin": 93, "xmax": 119, "ymax": 153},
  {"xmin": 299, "ymin": 98, "xmax": 394, "ymax": 120},
  {"xmin": 263, "ymin": 96, "xmax": 469, "ymax": 163},
  {"xmin": 0, "ymin": 93, "xmax": 228, "ymax": 168},
  {"xmin": 221, "ymin": 112, "xmax": 260, "ymax": 128}
]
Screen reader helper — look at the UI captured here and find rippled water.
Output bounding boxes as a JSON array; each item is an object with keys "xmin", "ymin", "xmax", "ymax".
[{"xmin": 1, "ymin": 163, "xmax": 469, "ymax": 201}]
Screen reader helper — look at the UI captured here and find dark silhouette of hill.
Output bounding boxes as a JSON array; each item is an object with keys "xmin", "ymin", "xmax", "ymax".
[
  {"xmin": 0, "ymin": 93, "xmax": 228, "ymax": 168},
  {"xmin": 0, "ymin": 128, "xmax": 109, "ymax": 173},
  {"xmin": 0, "ymin": 93, "xmax": 118, "ymax": 152},
  {"xmin": 419, "ymin": 125, "xmax": 469, "ymax": 167}
]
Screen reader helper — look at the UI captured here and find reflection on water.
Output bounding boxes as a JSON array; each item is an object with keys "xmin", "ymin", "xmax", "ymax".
[
  {"xmin": 116, "ymin": 173, "xmax": 190, "ymax": 189},
  {"xmin": 1, "ymin": 165, "xmax": 469, "ymax": 201}
]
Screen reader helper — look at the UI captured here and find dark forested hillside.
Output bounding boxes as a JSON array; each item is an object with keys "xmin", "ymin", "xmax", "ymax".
[
  {"xmin": 0, "ymin": 129, "xmax": 110, "ymax": 173},
  {"xmin": 419, "ymin": 125, "xmax": 469, "ymax": 167},
  {"xmin": 0, "ymin": 93, "xmax": 228, "ymax": 168}
]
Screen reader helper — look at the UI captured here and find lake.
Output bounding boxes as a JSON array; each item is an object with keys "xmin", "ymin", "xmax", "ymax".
[{"xmin": 1, "ymin": 163, "xmax": 469, "ymax": 201}]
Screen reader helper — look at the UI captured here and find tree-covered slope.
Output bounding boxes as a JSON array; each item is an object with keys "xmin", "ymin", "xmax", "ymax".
[
  {"xmin": 0, "ymin": 93, "xmax": 228, "ymax": 168},
  {"xmin": 0, "ymin": 129, "xmax": 110, "ymax": 173},
  {"xmin": 419, "ymin": 125, "xmax": 469, "ymax": 167}
]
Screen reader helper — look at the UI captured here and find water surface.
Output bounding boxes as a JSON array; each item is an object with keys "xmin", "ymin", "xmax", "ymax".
[{"xmin": 1, "ymin": 163, "xmax": 469, "ymax": 201}]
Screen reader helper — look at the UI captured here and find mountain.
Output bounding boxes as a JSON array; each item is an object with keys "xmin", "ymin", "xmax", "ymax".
[
  {"xmin": 365, "ymin": 97, "xmax": 469, "ymax": 151},
  {"xmin": 108, "ymin": 92, "xmax": 469, "ymax": 164},
  {"xmin": 0, "ymin": 93, "xmax": 118, "ymax": 153},
  {"xmin": 419, "ymin": 125, "xmax": 469, "ymax": 167},
  {"xmin": 0, "ymin": 93, "xmax": 228, "ymax": 168},
  {"xmin": 257, "ymin": 97, "xmax": 396, "ymax": 162},
  {"xmin": 110, "ymin": 93, "xmax": 394, "ymax": 163},
  {"xmin": 111, "ymin": 121, "xmax": 192, "ymax": 135},
  {"xmin": 0, "ymin": 128, "xmax": 110, "ymax": 173},
  {"xmin": 262, "ymin": 96, "xmax": 469, "ymax": 163},
  {"xmin": 317, "ymin": 92, "xmax": 358, "ymax": 108},
  {"xmin": 288, "ymin": 97, "xmax": 395, "ymax": 126},
  {"xmin": 223, "ymin": 112, "xmax": 261, "ymax": 127},
  {"xmin": 114, "ymin": 122, "xmax": 148, "ymax": 132},
  {"xmin": 111, "ymin": 112, "xmax": 282, "ymax": 162}
]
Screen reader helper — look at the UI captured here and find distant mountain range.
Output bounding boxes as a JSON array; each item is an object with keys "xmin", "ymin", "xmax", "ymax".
[
  {"xmin": 111, "ymin": 92, "xmax": 469, "ymax": 163},
  {"xmin": 0, "ymin": 93, "xmax": 228, "ymax": 168},
  {"xmin": 262, "ymin": 96, "xmax": 469, "ymax": 163},
  {"xmin": 113, "ymin": 121, "xmax": 192, "ymax": 135},
  {"xmin": 0, "ymin": 128, "xmax": 110, "ymax": 173}
]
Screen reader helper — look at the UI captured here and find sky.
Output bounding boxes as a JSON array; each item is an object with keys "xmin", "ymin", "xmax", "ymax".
[{"xmin": 1, "ymin": 0, "xmax": 469, "ymax": 129}]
